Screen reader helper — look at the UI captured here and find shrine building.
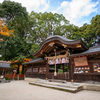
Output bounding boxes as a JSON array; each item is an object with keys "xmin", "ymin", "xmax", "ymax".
[{"xmin": 23, "ymin": 35, "xmax": 100, "ymax": 82}]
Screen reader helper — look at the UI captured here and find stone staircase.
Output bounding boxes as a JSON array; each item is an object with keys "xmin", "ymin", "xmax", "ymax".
[{"xmin": 29, "ymin": 80, "xmax": 83, "ymax": 93}]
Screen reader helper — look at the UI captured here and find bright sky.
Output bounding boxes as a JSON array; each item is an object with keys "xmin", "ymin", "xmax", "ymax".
[{"xmin": 0, "ymin": 0, "xmax": 100, "ymax": 27}]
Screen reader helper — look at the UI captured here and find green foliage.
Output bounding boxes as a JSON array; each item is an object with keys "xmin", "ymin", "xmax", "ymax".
[
  {"xmin": 1, "ymin": 1, "xmax": 27, "ymax": 20},
  {"xmin": 64, "ymin": 66, "xmax": 69, "ymax": 72},
  {"xmin": 1, "ymin": 35, "xmax": 32, "ymax": 61},
  {"xmin": 28, "ymin": 12, "xmax": 70, "ymax": 44},
  {"xmin": 68, "ymin": 15, "xmax": 100, "ymax": 47},
  {"xmin": 91, "ymin": 15, "xmax": 100, "ymax": 36},
  {"xmin": 51, "ymin": 66, "xmax": 55, "ymax": 68},
  {"xmin": 31, "ymin": 44, "xmax": 40, "ymax": 54},
  {"xmin": 0, "ymin": 0, "xmax": 100, "ymax": 62},
  {"xmin": 5, "ymin": 76, "xmax": 11, "ymax": 80},
  {"xmin": 0, "ymin": 1, "xmax": 31, "ymax": 61},
  {"xmin": 0, "ymin": 0, "xmax": 29, "ymax": 37},
  {"xmin": 58, "ymin": 69, "xmax": 63, "ymax": 73}
]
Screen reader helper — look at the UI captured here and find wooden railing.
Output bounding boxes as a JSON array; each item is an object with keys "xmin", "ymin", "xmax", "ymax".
[
  {"xmin": 73, "ymin": 73, "xmax": 100, "ymax": 82},
  {"xmin": 48, "ymin": 72, "xmax": 70, "ymax": 80},
  {"xmin": 26, "ymin": 73, "xmax": 46, "ymax": 79},
  {"xmin": 26, "ymin": 72, "xmax": 70, "ymax": 80}
]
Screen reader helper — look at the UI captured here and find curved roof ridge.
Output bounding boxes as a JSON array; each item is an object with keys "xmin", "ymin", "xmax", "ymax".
[{"xmin": 45, "ymin": 35, "xmax": 74, "ymax": 42}]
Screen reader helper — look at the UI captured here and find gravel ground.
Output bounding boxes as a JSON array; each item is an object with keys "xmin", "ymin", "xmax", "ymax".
[{"xmin": 0, "ymin": 80, "xmax": 100, "ymax": 100}]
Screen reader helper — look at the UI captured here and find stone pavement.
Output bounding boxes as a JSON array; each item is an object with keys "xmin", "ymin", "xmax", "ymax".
[
  {"xmin": 25, "ymin": 77, "xmax": 43, "ymax": 82},
  {"xmin": 0, "ymin": 80, "xmax": 100, "ymax": 100}
]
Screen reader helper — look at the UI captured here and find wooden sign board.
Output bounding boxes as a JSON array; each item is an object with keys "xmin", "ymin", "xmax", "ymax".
[
  {"xmin": 26, "ymin": 68, "xmax": 32, "ymax": 72},
  {"xmin": 33, "ymin": 68, "xmax": 38, "ymax": 72},
  {"xmin": 48, "ymin": 57, "xmax": 69, "ymax": 65},
  {"xmin": 74, "ymin": 56, "xmax": 89, "ymax": 67},
  {"xmin": 39, "ymin": 67, "xmax": 46, "ymax": 73}
]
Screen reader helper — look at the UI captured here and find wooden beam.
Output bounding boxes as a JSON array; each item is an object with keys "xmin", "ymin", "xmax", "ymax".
[
  {"xmin": 49, "ymin": 49, "xmax": 67, "ymax": 56},
  {"xmin": 48, "ymin": 42, "xmax": 55, "ymax": 46},
  {"xmin": 76, "ymin": 44, "xmax": 82, "ymax": 48},
  {"xmin": 45, "ymin": 46, "xmax": 56, "ymax": 53},
  {"xmin": 45, "ymin": 50, "xmax": 69, "ymax": 60},
  {"xmin": 62, "ymin": 44, "xmax": 67, "ymax": 48}
]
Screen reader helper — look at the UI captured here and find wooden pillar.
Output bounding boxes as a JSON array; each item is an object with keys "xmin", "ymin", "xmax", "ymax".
[
  {"xmin": 31, "ymin": 64, "xmax": 33, "ymax": 78},
  {"xmin": 89, "ymin": 62, "xmax": 93, "ymax": 73},
  {"xmin": 46, "ymin": 60, "xmax": 49, "ymax": 79},
  {"xmin": 89, "ymin": 62, "xmax": 94, "ymax": 81},
  {"xmin": 69, "ymin": 58, "xmax": 72, "ymax": 80},
  {"xmin": 69, "ymin": 58, "xmax": 74, "ymax": 80}
]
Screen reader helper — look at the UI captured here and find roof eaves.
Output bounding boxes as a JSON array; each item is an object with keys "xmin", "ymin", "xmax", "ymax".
[
  {"xmin": 22, "ymin": 58, "xmax": 44, "ymax": 65},
  {"xmin": 69, "ymin": 47, "xmax": 100, "ymax": 58}
]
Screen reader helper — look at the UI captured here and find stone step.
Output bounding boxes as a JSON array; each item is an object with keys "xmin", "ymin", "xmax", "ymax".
[
  {"xmin": 29, "ymin": 81, "xmax": 83, "ymax": 93},
  {"xmin": 35, "ymin": 80, "xmax": 82, "ymax": 89},
  {"xmin": 29, "ymin": 80, "xmax": 100, "ymax": 92}
]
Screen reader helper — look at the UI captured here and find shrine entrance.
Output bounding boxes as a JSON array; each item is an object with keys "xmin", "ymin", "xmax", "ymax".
[
  {"xmin": 45, "ymin": 49, "xmax": 70, "ymax": 80},
  {"xmin": 48, "ymin": 63, "xmax": 70, "ymax": 80}
]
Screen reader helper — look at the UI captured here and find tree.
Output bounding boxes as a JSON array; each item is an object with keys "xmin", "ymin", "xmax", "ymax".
[
  {"xmin": 68, "ymin": 14, "xmax": 100, "ymax": 47},
  {"xmin": 0, "ymin": 19, "xmax": 14, "ymax": 59},
  {"xmin": 28, "ymin": 12, "xmax": 70, "ymax": 44},
  {"xmin": 1, "ymin": 0, "xmax": 99, "ymax": 62},
  {"xmin": 0, "ymin": 19, "xmax": 14, "ymax": 41},
  {"xmin": 1, "ymin": 34, "xmax": 33, "ymax": 61},
  {"xmin": 31, "ymin": 43, "xmax": 40, "ymax": 54},
  {"xmin": 91, "ymin": 15, "xmax": 100, "ymax": 36},
  {"xmin": 11, "ymin": 57, "xmax": 31, "ymax": 74},
  {"xmin": 0, "ymin": 1, "xmax": 31, "ymax": 61},
  {"xmin": 0, "ymin": 0, "xmax": 29, "ymax": 37}
]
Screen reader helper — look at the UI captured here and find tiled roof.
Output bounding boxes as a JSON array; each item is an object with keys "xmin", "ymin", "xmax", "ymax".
[
  {"xmin": 33, "ymin": 35, "xmax": 88, "ymax": 57},
  {"xmin": 69, "ymin": 45, "xmax": 100, "ymax": 57},
  {"xmin": 22, "ymin": 58, "xmax": 44, "ymax": 65},
  {"xmin": 0, "ymin": 63, "xmax": 11, "ymax": 68}
]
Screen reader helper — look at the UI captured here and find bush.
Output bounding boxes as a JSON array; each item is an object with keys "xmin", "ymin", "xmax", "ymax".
[
  {"xmin": 58, "ymin": 69, "xmax": 63, "ymax": 73},
  {"xmin": 5, "ymin": 76, "xmax": 11, "ymax": 80}
]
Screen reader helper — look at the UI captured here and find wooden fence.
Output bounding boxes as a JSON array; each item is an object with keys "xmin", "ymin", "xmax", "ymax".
[{"xmin": 5, "ymin": 74, "xmax": 25, "ymax": 80}]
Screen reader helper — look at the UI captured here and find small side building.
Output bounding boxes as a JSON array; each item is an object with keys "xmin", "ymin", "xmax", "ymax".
[{"xmin": 0, "ymin": 61, "xmax": 11, "ymax": 75}]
